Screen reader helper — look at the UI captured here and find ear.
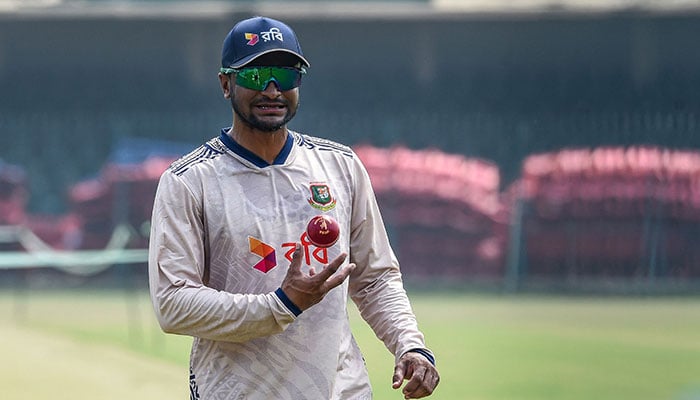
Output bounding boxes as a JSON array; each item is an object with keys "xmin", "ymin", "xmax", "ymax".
[{"xmin": 219, "ymin": 73, "xmax": 232, "ymax": 99}]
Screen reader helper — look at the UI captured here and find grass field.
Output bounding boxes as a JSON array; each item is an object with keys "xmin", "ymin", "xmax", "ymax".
[{"xmin": 2, "ymin": 289, "xmax": 700, "ymax": 399}]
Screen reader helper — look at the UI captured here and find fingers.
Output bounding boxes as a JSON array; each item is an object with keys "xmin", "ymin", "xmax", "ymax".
[
  {"xmin": 392, "ymin": 360, "xmax": 407, "ymax": 389},
  {"xmin": 406, "ymin": 368, "xmax": 439, "ymax": 399},
  {"xmin": 312, "ymin": 252, "xmax": 347, "ymax": 281},
  {"xmin": 280, "ymin": 246, "xmax": 353, "ymax": 311},
  {"xmin": 309, "ymin": 253, "xmax": 353, "ymax": 293},
  {"xmin": 288, "ymin": 243, "xmax": 304, "ymax": 275},
  {"xmin": 401, "ymin": 366, "xmax": 428, "ymax": 398},
  {"xmin": 392, "ymin": 353, "xmax": 440, "ymax": 399},
  {"xmin": 322, "ymin": 262, "xmax": 355, "ymax": 290}
]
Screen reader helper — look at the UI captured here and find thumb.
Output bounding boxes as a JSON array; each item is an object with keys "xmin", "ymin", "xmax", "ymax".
[{"xmin": 392, "ymin": 361, "xmax": 406, "ymax": 389}]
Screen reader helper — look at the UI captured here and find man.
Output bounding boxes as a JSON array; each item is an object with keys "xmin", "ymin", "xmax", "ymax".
[{"xmin": 149, "ymin": 16, "xmax": 439, "ymax": 400}]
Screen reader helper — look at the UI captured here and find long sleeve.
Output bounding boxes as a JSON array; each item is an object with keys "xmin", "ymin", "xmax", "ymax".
[
  {"xmin": 347, "ymin": 156, "xmax": 433, "ymax": 364},
  {"xmin": 148, "ymin": 171, "xmax": 297, "ymax": 343}
]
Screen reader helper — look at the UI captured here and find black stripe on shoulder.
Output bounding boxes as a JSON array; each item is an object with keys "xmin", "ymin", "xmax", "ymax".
[
  {"xmin": 294, "ymin": 132, "xmax": 354, "ymax": 158},
  {"xmin": 169, "ymin": 138, "xmax": 225, "ymax": 176}
]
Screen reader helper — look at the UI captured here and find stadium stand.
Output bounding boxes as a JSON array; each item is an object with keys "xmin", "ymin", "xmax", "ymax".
[
  {"xmin": 3, "ymin": 143, "xmax": 700, "ymax": 289},
  {"xmin": 0, "ymin": 160, "xmax": 27, "ymax": 227},
  {"xmin": 67, "ymin": 155, "xmax": 175, "ymax": 250},
  {"xmin": 508, "ymin": 146, "xmax": 700, "ymax": 281},
  {"xmin": 37, "ymin": 144, "xmax": 509, "ymax": 281},
  {"xmin": 0, "ymin": 160, "xmax": 28, "ymax": 252},
  {"xmin": 65, "ymin": 137, "xmax": 193, "ymax": 250},
  {"xmin": 1, "ymin": 142, "xmax": 508, "ymax": 282},
  {"xmin": 354, "ymin": 145, "xmax": 507, "ymax": 281}
]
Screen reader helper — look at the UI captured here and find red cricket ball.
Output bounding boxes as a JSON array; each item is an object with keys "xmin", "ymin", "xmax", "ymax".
[{"xmin": 306, "ymin": 215, "xmax": 340, "ymax": 248}]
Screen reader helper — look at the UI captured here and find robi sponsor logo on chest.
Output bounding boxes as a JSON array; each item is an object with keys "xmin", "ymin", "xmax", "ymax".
[{"xmin": 248, "ymin": 233, "xmax": 333, "ymax": 274}]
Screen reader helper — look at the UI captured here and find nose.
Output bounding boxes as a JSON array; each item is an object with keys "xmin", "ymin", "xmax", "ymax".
[{"xmin": 261, "ymin": 79, "xmax": 282, "ymax": 97}]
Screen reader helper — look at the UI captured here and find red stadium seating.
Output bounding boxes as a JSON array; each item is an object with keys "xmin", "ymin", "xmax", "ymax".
[
  {"xmin": 67, "ymin": 156, "xmax": 175, "ymax": 250},
  {"xmin": 0, "ymin": 160, "xmax": 28, "ymax": 227},
  {"xmin": 6, "ymin": 142, "xmax": 700, "ymax": 285},
  {"xmin": 354, "ymin": 145, "xmax": 507, "ymax": 281},
  {"xmin": 510, "ymin": 145, "xmax": 700, "ymax": 280}
]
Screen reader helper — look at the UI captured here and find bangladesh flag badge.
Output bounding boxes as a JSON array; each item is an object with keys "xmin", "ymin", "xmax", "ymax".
[{"xmin": 308, "ymin": 183, "xmax": 337, "ymax": 211}]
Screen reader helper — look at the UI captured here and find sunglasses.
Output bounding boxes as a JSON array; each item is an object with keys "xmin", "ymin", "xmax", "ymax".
[{"xmin": 220, "ymin": 66, "xmax": 306, "ymax": 91}]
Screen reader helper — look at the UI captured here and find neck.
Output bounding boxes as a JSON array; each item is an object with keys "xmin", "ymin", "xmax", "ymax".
[{"xmin": 228, "ymin": 125, "xmax": 288, "ymax": 164}]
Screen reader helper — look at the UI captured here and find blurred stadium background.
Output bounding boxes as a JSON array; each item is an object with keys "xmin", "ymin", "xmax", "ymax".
[
  {"xmin": 2, "ymin": 0, "xmax": 700, "ymax": 398},
  {"xmin": 2, "ymin": 0, "xmax": 700, "ymax": 292}
]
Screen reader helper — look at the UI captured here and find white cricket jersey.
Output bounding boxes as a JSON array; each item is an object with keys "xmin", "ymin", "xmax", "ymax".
[{"xmin": 149, "ymin": 129, "xmax": 431, "ymax": 400}]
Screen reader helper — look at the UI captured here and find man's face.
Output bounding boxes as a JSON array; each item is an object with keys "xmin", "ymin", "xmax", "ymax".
[
  {"xmin": 230, "ymin": 80, "xmax": 299, "ymax": 132},
  {"xmin": 227, "ymin": 52, "xmax": 303, "ymax": 132}
]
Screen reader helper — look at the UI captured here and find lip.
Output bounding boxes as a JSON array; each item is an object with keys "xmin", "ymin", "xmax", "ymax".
[{"xmin": 254, "ymin": 102, "xmax": 287, "ymax": 115}]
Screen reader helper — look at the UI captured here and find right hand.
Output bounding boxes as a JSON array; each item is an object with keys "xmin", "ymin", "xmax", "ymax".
[{"xmin": 280, "ymin": 243, "xmax": 355, "ymax": 311}]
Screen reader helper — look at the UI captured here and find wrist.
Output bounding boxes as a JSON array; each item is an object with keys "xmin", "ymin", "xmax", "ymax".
[
  {"xmin": 405, "ymin": 348, "xmax": 436, "ymax": 366},
  {"xmin": 274, "ymin": 287, "xmax": 303, "ymax": 317}
]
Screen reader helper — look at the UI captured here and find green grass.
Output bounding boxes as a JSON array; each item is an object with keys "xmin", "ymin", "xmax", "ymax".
[{"xmin": 2, "ymin": 289, "xmax": 700, "ymax": 399}]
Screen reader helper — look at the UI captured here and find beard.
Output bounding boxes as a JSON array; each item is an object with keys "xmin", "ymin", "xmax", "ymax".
[{"xmin": 231, "ymin": 95, "xmax": 298, "ymax": 132}]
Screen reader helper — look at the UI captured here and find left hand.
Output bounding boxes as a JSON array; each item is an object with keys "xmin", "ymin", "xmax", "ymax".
[{"xmin": 392, "ymin": 351, "xmax": 440, "ymax": 399}]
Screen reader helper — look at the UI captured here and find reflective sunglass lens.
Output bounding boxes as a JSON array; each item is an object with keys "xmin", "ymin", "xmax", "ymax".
[{"xmin": 234, "ymin": 67, "xmax": 303, "ymax": 91}]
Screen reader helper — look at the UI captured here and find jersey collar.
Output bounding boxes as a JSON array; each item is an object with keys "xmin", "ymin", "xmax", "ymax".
[{"xmin": 219, "ymin": 128, "xmax": 294, "ymax": 168}]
